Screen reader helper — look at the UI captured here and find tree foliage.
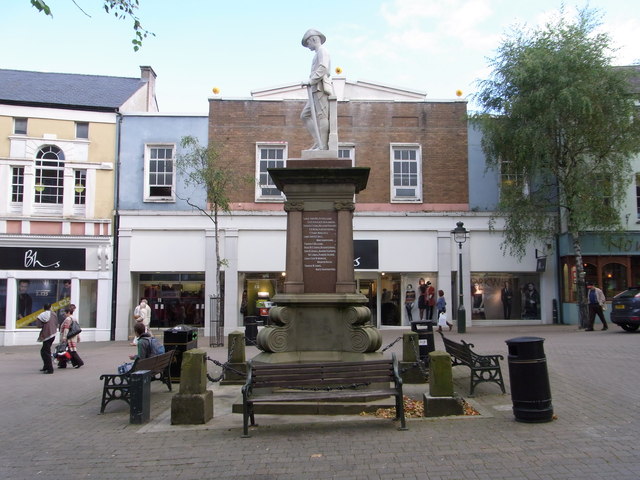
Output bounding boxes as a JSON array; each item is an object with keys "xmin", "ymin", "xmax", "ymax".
[
  {"xmin": 472, "ymin": 7, "xmax": 640, "ymax": 325},
  {"xmin": 30, "ymin": 0, "xmax": 153, "ymax": 51},
  {"xmin": 176, "ymin": 136, "xmax": 252, "ymax": 320}
]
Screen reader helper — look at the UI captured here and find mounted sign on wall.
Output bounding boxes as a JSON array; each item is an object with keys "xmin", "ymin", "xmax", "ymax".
[{"xmin": 0, "ymin": 247, "xmax": 86, "ymax": 271}]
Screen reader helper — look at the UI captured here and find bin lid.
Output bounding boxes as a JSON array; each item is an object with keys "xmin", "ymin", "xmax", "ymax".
[{"xmin": 505, "ymin": 336, "xmax": 545, "ymax": 345}]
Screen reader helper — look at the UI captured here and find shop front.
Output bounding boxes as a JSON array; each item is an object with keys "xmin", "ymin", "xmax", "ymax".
[
  {"xmin": 0, "ymin": 244, "xmax": 111, "ymax": 346},
  {"xmin": 559, "ymin": 232, "xmax": 640, "ymax": 324}
]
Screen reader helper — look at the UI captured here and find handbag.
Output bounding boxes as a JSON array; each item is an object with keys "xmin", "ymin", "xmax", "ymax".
[{"xmin": 67, "ymin": 320, "xmax": 82, "ymax": 339}]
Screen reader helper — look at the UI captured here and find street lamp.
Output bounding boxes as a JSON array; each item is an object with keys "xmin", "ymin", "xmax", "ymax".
[{"xmin": 452, "ymin": 221, "xmax": 468, "ymax": 333}]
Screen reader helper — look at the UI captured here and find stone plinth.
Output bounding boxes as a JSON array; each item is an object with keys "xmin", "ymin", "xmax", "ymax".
[
  {"xmin": 171, "ymin": 349, "xmax": 213, "ymax": 424},
  {"xmin": 257, "ymin": 161, "xmax": 382, "ymax": 360}
]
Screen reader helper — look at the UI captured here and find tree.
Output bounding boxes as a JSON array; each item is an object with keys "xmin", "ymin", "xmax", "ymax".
[
  {"xmin": 472, "ymin": 7, "xmax": 640, "ymax": 327},
  {"xmin": 30, "ymin": 0, "xmax": 153, "ymax": 51},
  {"xmin": 176, "ymin": 136, "xmax": 252, "ymax": 341}
]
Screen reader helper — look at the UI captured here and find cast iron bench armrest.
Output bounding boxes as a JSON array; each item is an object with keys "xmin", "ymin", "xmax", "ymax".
[
  {"xmin": 241, "ymin": 353, "xmax": 406, "ymax": 437},
  {"xmin": 439, "ymin": 332, "xmax": 506, "ymax": 396},
  {"xmin": 99, "ymin": 350, "xmax": 175, "ymax": 413}
]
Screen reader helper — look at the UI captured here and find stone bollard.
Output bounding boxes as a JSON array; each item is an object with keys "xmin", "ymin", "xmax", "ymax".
[
  {"xmin": 171, "ymin": 349, "xmax": 213, "ymax": 425},
  {"xmin": 220, "ymin": 331, "xmax": 247, "ymax": 385},
  {"xmin": 423, "ymin": 351, "xmax": 463, "ymax": 417},
  {"xmin": 400, "ymin": 331, "xmax": 427, "ymax": 384}
]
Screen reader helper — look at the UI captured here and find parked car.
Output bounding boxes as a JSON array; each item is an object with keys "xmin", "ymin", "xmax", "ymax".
[{"xmin": 610, "ymin": 287, "xmax": 640, "ymax": 332}]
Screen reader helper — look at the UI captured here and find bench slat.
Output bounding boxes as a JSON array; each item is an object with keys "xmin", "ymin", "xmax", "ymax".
[{"xmin": 241, "ymin": 354, "xmax": 406, "ymax": 437}]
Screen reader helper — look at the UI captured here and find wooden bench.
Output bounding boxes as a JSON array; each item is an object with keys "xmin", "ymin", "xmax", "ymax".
[
  {"xmin": 241, "ymin": 353, "xmax": 407, "ymax": 437},
  {"xmin": 99, "ymin": 350, "xmax": 175, "ymax": 413},
  {"xmin": 439, "ymin": 332, "xmax": 506, "ymax": 396}
]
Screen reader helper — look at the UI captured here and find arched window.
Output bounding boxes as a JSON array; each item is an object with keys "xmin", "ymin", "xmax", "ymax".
[{"xmin": 35, "ymin": 145, "xmax": 65, "ymax": 204}]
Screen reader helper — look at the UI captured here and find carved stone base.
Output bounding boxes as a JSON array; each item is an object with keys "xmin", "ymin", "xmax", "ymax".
[{"xmin": 255, "ymin": 293, "xmax": 382, "ymax": 354}]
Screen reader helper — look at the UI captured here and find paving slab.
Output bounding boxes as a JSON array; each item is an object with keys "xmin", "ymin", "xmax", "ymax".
[{"xmin": 1, "ymin": 324, "xmax": 639, "ymax": 479}]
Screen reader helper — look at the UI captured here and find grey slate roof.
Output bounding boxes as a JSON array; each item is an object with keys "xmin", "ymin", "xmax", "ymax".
[{"xmin": 0, "ymin": 69, "xmax": 146, "ymax": 111}]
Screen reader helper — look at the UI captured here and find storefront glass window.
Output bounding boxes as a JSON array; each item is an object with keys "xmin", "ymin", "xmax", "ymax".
[
  {"xmin": 601, "ymin": 263, "xmax": 627, "ymax": 299},
  {"xmin": 79, "ymin": 280, "xmax": 97, "ymax": 328},
  {"xmin": 380, "ymin": 274, "xmax": 401, "ymax": 325},
  {"xmin": 138, "ymin": 273, "xmax": 205, "ymax": 328},
  {"xmin": 470, "ymin": 273, "xmax": 541, "ymax": 320},
  {"xmin": 16, "ymin": 279, "xmax": 72, "ymax": 328},
  {"xmin": 240, "ymin": 273, "xmax": 285, "ymax": 322}
]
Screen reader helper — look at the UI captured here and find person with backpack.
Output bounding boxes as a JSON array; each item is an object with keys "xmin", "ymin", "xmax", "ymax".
[{"xmin": 129, "ymin": 322, "xmax": 164, "ymax": 360}]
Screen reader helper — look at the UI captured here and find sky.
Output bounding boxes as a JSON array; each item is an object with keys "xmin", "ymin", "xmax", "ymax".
[{"xmin": 2, "ymin": 0, "xmax": 638, "ymax": 113}]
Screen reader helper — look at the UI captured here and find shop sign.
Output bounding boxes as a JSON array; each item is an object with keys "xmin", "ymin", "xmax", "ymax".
[
  {"xmin": 354, "ymin": 240, "xmax": 379, "ymax": 270},
  {"xmin": 0, "ymin": 247, "xmax": 86, "ymax": 270}
]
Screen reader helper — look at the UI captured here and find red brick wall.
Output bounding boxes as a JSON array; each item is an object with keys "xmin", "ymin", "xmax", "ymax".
[{"xmin": 209, "ymin": 99, "xmax": 468, "ymax": 207}]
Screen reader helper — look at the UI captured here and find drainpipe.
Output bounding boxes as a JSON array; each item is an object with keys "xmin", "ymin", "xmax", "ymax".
[{"xmin": 110, "ymin": 112, "xmax": 123, "ymax": 341}]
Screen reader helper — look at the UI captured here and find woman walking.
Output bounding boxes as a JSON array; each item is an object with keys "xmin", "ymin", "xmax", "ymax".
[{"xmin": 59, "ymin": 307, "xmax": 84, "ymax": 368}]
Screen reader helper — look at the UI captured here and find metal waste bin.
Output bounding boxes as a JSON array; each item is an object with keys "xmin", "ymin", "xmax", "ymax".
[
  {"xmin": 244, "ymin": 316, "xmax": 258, "ymax": 346},
  {"xmin": 505, "ymin": 336, "xmax": 553, "ymax": 423},
  {"xmin": 129, "ymin": 370, "xmax": 151, "ymax": 424},
  {"xmin": 164, "ymin": 326, "xmax": 198, "ymax": 383},
  {"xmin": 410, "ymin": 320, "xmax": 435, "ymax": 364}
]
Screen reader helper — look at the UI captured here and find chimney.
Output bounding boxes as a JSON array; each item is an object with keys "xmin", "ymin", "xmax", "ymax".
[{"xmin": 139, "ymin": 66, "xmax": 158, "ymax": 112}]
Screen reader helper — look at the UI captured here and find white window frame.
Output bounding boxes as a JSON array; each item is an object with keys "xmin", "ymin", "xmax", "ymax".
[
  {"xmin": 390, "ymin": 144, "xmax": 422, "ymax": 203},
  {"xmin": 255, "ymin": 143, "xmax": 287, "ymax": 202},
  {"xmin": 338, "ymin": 144, "xmax": 355, "ymax": 166},
  {"xmin": 144, "ymin": 144, "xmax": 176, "ymax": 202},
  {"xmin": 11, "ymin": 166, "xmax": 25, "ymax": 204}
]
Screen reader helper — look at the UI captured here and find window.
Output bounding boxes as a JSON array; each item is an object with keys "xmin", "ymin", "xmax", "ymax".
[
  {"xmin": 74, "ymin": 170, "xmax": 87, "ymax": 205},
  {"xmin": 338, "ymin": 145, "xmax": 355, "ymax": 166},
  {"xmin": 75, "ymin": 122, "xmax": 89, "ymax": 139},
  {"xmin": 500, "ymin": 157, "xmax": 528, "ymax": 198},
  {"xmin": 13, "ymin": 118, "xmax": 27, "ymax": 135},
  {"xmin": 35, "ymin": 145, "xmax": 65, "ymax": 204},
  {"xmin": 145, "ymin": 144, "xmax": 175, "ymax": 201},
  {"xmin": 390, "ymin": 145, "xmax": 421, "ymax": 202},
  {"xmin": 11, "ymin": 167, "xmax": 25, "ymax": 202},
  {"xmin": 256, "ymin": 144, "xmax": 286, "ymax": 201}
]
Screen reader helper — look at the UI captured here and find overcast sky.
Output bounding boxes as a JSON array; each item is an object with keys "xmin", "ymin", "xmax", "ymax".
[{"xmin": 3, "ymin": 0, "xmax": 638, "ymax": 113}]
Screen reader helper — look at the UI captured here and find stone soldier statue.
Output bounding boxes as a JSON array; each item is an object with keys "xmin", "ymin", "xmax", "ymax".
[{"xmin": 300, "ymin": 28, "xmax": 334, "ymax": 150}]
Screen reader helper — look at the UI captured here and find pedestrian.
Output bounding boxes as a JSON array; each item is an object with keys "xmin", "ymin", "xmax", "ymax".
[
  {"xmin": 129, "ymin": 322, "xmax": 155, "ymax": 361},
  {"xmin": 436, "ymin": 290, "xmax": 453, "ymax": 332},
  {"xmin": 131, "ymin": 298, "xmax": 152, "ymax": 345},
  {"xmin": 59, "ymin": 307, "xmax": 84, "ymax": 368},
  {"xmin": 35, "ymin": 303, "xmax": 57, "ymax": 374},
  {"xmin": 586, "ymin": 282, "xmax": 608, "ymax": 331}
]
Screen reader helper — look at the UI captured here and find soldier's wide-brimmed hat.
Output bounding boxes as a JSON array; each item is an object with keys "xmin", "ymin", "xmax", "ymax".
[{"xmin": 301, "ymin": 29, "xmax": 326, "ymax": 46}]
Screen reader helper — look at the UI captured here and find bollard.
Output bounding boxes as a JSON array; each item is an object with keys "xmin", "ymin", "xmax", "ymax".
[
  {"xmin": 220, "ymin": 331, "xmax": 247, "ymax": 385},
  {"xmin": 171, "ymin": 349, "xmax": 213, "ymax": 425},
  {"xmin": 129, "ymin": 370, "xmax": 151, "ymax": 424}
]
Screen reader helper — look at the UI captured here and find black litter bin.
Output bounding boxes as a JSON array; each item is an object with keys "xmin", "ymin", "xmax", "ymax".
[
  {"xmin": 164, "ymin": 326, "xmax": 198, "ymax": 383},
  {"xmin": 410, "ymin": 320, "xmax": 435, "ymax": 364},
  {"xmin": 244, "ymin": 316, "xmax": 258, "ymax": 346},
  {"xmin": 505, "ymin": 336, "xmax": 553, "ymax": 423}
]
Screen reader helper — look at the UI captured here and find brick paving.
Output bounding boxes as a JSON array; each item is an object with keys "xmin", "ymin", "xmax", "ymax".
[{"xmin": 1, "ymin": 324, "xmax": 639, "ymax": 479}]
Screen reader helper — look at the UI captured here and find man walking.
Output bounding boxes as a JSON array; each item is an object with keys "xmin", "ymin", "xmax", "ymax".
[{"xmin": 586, "ymin": 282, "xmax": 608, "ymax": 331}]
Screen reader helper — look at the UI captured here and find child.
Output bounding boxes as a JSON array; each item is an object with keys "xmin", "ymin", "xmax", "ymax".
[{"xmin": 437, "ymin": 308, "xmax": 453, "ymax": 332}]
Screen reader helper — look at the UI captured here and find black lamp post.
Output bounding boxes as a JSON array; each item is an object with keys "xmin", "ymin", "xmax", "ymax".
[{"xmin": 452, "ymin": 221, "xmax": 468, "ymax": 333}]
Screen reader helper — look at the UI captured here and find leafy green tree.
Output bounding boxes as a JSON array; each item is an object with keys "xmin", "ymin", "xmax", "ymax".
[
  {"xmin": 472, "ymin": 7, "xmax": 640, "ymax": 326},
  {"xmin": 176, "ymin": 136, "xmax": 252, "ymax": 337},
  {"xmin": 30, "ymin": 0, "xmax": 153, "ymax": 51}
]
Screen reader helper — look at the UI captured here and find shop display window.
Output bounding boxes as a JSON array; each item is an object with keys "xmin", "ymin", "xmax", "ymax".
[
  {"xmin": 138, "ymin": 273, "xmax": 205, "ymax": 328},
  {"xmin": 469, "ymin": 273, "xmax": 541, "ymax": 320},
  {"xmin": 15, "ymin": 279, "xmax": 72, "ymax": 328}
]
